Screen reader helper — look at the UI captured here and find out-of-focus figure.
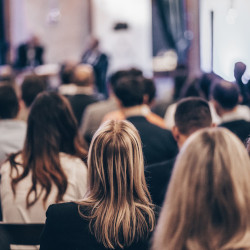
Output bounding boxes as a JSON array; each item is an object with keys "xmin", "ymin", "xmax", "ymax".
[
  {"xmin": 14, "ymin": 35, "xmax": 44, "ymax": 69},
  {"xmin": 81, "ymin": 37, "xmax": 108, "ymax": 97}
]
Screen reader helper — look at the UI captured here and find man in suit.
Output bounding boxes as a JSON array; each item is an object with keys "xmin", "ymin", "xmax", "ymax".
[
  {"xmin": 113, "ymin": 76, "xmax": 178, "ymax": 166},
  {"xmin": 145, "ymin": 97, "xmax": 213, "ymax": 206},
  {"xmin": 82, "ymin": 37, "xmax": 108, "ymax": 97},
  {"xmin": 15, "ymin": 35, "xmax": 44, "ymax": 69},
  {"xmin": 211, "ymin": 80, "xmax": 250, "ymax": 143}
]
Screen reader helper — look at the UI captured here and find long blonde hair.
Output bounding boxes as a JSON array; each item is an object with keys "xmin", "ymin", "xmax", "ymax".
[
  {"xmin": 78, "ymin": 120, "xmax": 155, "ymax": 249},
  {"xmin": 153, "ymin": 127, "xmax": 250, "ymax": 250}
]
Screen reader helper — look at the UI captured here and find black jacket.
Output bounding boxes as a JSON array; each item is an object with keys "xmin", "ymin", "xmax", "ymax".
[
  {"xmin": 40, "ymin": 202, "xmax": 156, "ymax": 250},
  {"xmin": 127, "ymin": 116, "xmax": 178, "ymax": 166}
]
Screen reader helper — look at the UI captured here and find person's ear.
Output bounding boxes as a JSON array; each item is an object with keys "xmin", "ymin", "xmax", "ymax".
[
  {"xmin": 143, "ymin": 94, "xmax": 149, "ymax": 105},
  {"xmin": 172, "ymin": 126, "xmax": 180, "ymax": 142}
]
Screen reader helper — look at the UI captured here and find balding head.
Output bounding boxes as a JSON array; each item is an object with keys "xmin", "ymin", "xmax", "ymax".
[
  {"xmin": 73, "ymin": 64, "xmax": 94, "ymax": 87},
  {"xmin": 211, "ymin": 80, "xmax": 239, "ymax": 110}
]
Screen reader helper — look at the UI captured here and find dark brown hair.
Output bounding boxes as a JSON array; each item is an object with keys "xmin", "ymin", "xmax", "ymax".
[{"xmin": 10, "ymin": 92, "xmax": 87, "ymax": 208}]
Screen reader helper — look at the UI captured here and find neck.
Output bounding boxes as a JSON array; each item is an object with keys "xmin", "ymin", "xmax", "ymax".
[{"xmin": 122, "ymin": 104, "xmax": 150, "ymax": 118}]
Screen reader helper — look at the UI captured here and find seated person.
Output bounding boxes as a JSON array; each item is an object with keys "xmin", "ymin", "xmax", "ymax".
[
  {"xmin": 211, "ymin": 79, "xmax": 250, "ymax": 143},
  {"xmin": 14, "ymin": 35, "xmax": 44, "ymax": 69},
  {"xmin": 40, "ymin": 120, "xmax": 157, "ymax": 250},
  {"xmin": 145, "ymin": 97, "xmax": 213, "ymax": 206},
  {"xmin": 0, "ymin": 84, "xmax": 26, "ymax": 165},
  {"xmin": 79, "ymin": 68, "xmax": 143, "ymax": 145},
  {"xmin": 65, "ymin": 64, "xmax": 103, "ymax": 125},
  {"xmin": 1, "ymin": 92, "xmax": 88, "ymax": 223},
  {"xmin": 103, "ymin": 76, "xmax": 166, "ymax": 129},
  {"xmin": 18, "ymin": 74, "xmax": 46, "ymax": 121},
  {"xmin": 106, "ymin": 76, "xmax": 178, "ymax": 165},
  {"xmin": 152, "ymin": 128, "xmax": 250, "ymax": 249}
]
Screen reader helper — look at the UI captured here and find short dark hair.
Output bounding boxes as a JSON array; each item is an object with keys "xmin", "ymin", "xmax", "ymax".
[
  {"xmin": 175, "ymin": 97, "xmax": 212, "ymax": 135},
  {"xmin": 109, "ymin": 68, "xmax": 143, "ymax": 90},
  {"xmin": 143, "ymin": 78, "xmax": 156, "ymax": 104},
  {"xmin": 21, "ymin": 74, "xmax": 46, "ymax": 107},
  {"xmin": 211, "ymin": 80, "xmax": 239, "ymax": 109},
  {"xmin": 114, "ymin": 76, "xmax": 144, "ymax": 107},
  {"xmin": 0, "ymin": 84, "xmax": 19, "ymax": 119}
]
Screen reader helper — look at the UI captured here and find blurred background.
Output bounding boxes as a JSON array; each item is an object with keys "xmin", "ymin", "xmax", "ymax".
[{"xmin": 0, "ymin": 0, "xmax": 249, "ymax": 91}]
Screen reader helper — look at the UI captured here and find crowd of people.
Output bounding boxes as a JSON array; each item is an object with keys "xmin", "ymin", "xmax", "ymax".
[{"xmin": 0, "ymin": 52, "xmax": 249, "ymax": 250}]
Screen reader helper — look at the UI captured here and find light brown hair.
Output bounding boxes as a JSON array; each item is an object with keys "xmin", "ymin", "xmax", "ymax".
[
  {"xmin": 78, "ymin": 120, "xmax": 155, "ymax": 249},
  {"xmin": 152, "ymin": 127, "xmax": 250, "ymax": 250}
]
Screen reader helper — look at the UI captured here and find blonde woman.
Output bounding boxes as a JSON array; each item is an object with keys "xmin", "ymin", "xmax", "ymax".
[
  {"xmin": 152, "ymin": 127, "xmax": 250, "ymax": 250},
  {"xmin": 40, "ymin": 120, "xmax": 156, "ymax": 250}
]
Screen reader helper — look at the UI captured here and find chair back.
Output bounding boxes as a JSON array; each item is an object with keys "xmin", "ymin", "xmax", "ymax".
[{"xmin": 0, "ymin": 223, "xmax": 44, "ymax": 245}]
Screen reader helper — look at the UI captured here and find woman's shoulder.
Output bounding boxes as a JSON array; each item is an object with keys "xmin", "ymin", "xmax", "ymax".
[
  {"xmin": 59, "ymin": 153, "xmax": 87, "ymax": 169},
  {"xmin": 46, "ymin": 202, "xmax": 87, "ymax": 227}
]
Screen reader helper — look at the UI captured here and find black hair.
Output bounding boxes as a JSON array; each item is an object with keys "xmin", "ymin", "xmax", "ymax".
[
  {"xmin": 211, "ymin": 80, "xmax": 239, "ymax": 109},
  {"xmin": 21, "ymin": 74, "xmax": 46, "ymax": 107},
  {"xmin": 0, "ymin": 85, "xmax": 19, "ymax": 119},
  {"xmin": 175, "ymin": 97, "xmax": 212, "ymax": 135},
  {"xmin": 114, "ymin": 76, "xmax": 144, "ymax": 107},
  {"xmin": 109, "ymin": 68, "xmax": 143, "ymax": 90}
]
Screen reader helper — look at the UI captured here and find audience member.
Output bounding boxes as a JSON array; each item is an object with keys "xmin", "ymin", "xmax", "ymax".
[
  {"xmin": 163, "ymin": 77, "xmax": 207, "ymax": 129},
  {"xmin": 145, "ymin": 97, "xmax": 213, "ymax": 206},
  {"xmin": 234, "ymin": 61, "xmax": 250, "ymax": 105},
  {"xmin": 79, "ymin": 68, "xmax": 142, "ymax": 145},
  {"xmin": 1, "ymin": 92, "xmax": 88, "ymax": 223},
  {"xmin": 152, "ymin": 128, "xmax": 250, "ymax": 250},
  {"xmin": 18, "ymin": 74, "xmax": 46, "ymax": 121},
  {"xmin": 0, "ymin": 85, "xmax": 26, "ymax": 165},
  {"xmin": 66, "ymin": 64, "xmax": 103, "ymax": 125},
  {"xmin": 0, "ymin": 65, "xmax": 14, "ymax": 85},
  {"xmin": 40, "ymin": 120, "xmax": 157, "ymax": 250},
  {"xmin": 110, "ymin": 76, "xmax": 178, "ymax": 165},
  {"xmin": 211, "ymin": 80, "xmax": 250, "ymax": 143},
  {"xmin": 59, "ymin": 61, "xmax": 76, "ymax": 85},
  {"xmin": 103, "ymin": 76, "xmax": 166, "ymax": 129}
]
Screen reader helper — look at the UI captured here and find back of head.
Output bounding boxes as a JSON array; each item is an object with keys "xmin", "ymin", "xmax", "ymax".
[
  {"xmin": 153, "ymin": 128, "xmax": 250, "ymax": 250},
  {"xmin": 175, "ymin": 97, "xmax": 212, "ymax": 135},
  {"xmin": 59, "ymin": 61, "xmax": 76, "ymax": 84},
  {"xmin": 15, "ymin": 92, "xmax": 86, "ymax": 208},
  {"xmin": 26, "ymin": 91, "xmax": 81, "ymax": 156},
  {"xmin": 80, "ymin": 120, "xmax": 154, "ymax": 248},
  {"xmin": 0, "ymin": 84, "xmax": 19, "ymax": 119},
  {"xmin": 73, "ymin": 64, "xmax": 94, "ymax": 87},
  {"xmin": 143, "ymin": 77, "xmax": 156, "ymax": 105},
  {"xmin": 211, "ymin": 80, "xmax": 239, "ymax": 110},
  {"xmin": 21, "ymin": 74, "xmax": 46, "ymax": 108},
  {"xmin": 109, "ymin": 68, "xmax": 143, "ymax": 90},
  {"xmin": 114, "ymin": 76, "xmax": 144, "ymax": 107}
]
